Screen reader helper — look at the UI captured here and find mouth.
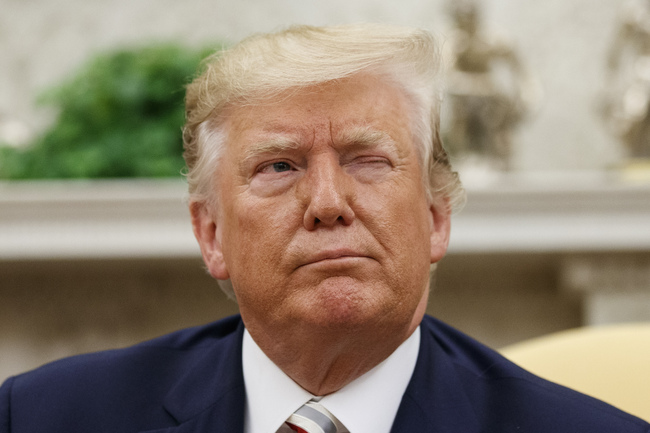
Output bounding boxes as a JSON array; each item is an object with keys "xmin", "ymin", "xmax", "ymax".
[{"xmin": 299, "ymin": 249, "xmax": 371, "ymax": 269}]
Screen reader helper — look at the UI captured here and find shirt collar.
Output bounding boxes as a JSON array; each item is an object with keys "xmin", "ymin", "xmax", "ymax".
[{"xmin": 242, "ymin": 326, "xmax": 420, "ymax": 433}]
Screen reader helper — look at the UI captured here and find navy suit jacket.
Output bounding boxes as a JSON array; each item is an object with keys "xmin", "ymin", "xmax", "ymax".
[{"xmin": 1, "ymin": 315, "xmax": 648, "ymax": 432}]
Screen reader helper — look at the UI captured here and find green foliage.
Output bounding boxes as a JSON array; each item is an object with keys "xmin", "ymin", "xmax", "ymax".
[{"xmin": 0, "ymin": 43, "xmax": 217, "ymax": 179}]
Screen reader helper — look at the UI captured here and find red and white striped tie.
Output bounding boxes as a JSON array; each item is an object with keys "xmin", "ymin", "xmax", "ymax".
[{"xmin": 285, "ymin": 399, "xmax": 347, "ymax": 433}]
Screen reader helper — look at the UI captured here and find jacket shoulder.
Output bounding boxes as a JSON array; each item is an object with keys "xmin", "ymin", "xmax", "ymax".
[
  {"xmin": 0, "ymin": 315, "xmax": 243, "ymax": 433},
  {"xmin": 419, "ymin": 316, "xmax": 650, "ymax": 432}
]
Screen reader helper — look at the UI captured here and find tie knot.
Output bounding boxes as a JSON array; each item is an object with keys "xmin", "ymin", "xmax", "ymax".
[{"xmin": 286, "ymin": 399, "xmax": 347, "ymax": 433}]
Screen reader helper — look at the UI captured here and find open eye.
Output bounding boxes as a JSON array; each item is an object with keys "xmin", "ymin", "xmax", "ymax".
[
  {"xmin": 258, "ymin": 161, "xmax": 294, "ymax": 174},
  {"xmin": 270, "ymin": 161, "xmax": 292, "ymax": 172},
  {"xmin": 250, "ymin": 159, "xmax": 299, "ymax": 196}
]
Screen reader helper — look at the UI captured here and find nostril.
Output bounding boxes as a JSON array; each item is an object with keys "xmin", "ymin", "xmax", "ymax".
[{"xmin": 313, "ymin": 215, "xmax": 345, "ymax": 226}]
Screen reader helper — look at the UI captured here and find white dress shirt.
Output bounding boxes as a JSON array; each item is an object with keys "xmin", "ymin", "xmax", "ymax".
[{"xmin": 242, "ymin": 326, "xmax": 420, "ymax": 433}]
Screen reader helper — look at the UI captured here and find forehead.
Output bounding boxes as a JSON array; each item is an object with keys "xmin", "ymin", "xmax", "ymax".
[{"xmin": 221, "ymin": 74, "xmax": 415, "ymax": 150}]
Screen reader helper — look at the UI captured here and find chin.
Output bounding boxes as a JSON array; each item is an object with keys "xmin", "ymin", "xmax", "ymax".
[{"xmin": 298, "ymin": 276, "xmax": 404, "ymax": 329}]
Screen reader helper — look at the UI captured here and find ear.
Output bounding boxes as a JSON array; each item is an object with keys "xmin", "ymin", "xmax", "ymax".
[
  {"xmin": 428, "ymin": 199, "xmax": 451, "ymax": 264},
  {"xmin": 189, "ymin": 201, "xmax": 230, "ymax": 280}
]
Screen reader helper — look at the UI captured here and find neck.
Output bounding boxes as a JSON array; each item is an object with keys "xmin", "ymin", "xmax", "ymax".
[
  {"xmin": 243, "ymin": 294, "xmax": 427, "ymax": 395},
  {"xmin": 259, "ymin": 325, "xmax": 417, "ymax": 395}
]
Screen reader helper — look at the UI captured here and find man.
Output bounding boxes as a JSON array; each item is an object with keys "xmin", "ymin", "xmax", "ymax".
[{"xmin": 1, "ymin": 24, "xmax": 648, "ymax": 433}]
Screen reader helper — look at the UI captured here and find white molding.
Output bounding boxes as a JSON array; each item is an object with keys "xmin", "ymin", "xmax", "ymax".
[
  {"xmin": 1, "ymin": 171, "xmax": 650, "ymax": 260},
  {"xmin": 0, "ymin": 179, "xmax": 199, "ymax": 260},
  {"xmin": 450, "ymin": 171, "xmax": 650, "ymax": 254}
]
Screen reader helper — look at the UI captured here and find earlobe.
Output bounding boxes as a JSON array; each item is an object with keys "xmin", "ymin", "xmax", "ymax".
[
  {"xmin": 189, "ymin": 201, "xmax": 230, "ymax": 280},
  {"xmin": 429, "ymin": 200, "xmax": 451, "ymax": 264}
]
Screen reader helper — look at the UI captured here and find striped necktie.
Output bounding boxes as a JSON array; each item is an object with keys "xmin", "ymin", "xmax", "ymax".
[{"xmin": 285, "ymin": 399, "xmax": 347, "ymax": 433}]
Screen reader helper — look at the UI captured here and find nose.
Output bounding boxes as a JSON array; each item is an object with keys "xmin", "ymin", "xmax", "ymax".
[{"xmin": 301, "ymin": 155, "xmax": 355, "ymax": 230}]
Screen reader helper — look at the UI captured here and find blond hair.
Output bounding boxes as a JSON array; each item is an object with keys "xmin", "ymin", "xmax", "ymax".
[{"xmin": 183, "ymin": 23, "xmax": 464, "ymax": 211}]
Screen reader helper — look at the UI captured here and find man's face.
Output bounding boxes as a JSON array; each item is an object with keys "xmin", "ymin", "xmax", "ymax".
[{"xmin": 193, "ymin": 74, "xmax": 450, "ymax": 341}]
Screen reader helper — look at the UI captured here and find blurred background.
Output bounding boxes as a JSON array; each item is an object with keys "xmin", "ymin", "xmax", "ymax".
[{"xmin": 1, "ymin": 0, "xmax": 650, "ymax": 383}]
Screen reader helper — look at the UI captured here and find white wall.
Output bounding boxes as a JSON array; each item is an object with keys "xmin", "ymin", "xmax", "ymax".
[{"xmin": 0, "ymin": 0, "xmax": 624, "ymax": 170}]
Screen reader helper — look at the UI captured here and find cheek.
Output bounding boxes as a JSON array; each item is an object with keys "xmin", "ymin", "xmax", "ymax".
[
  {"xmin": 224, "ymin": 197, "xmax": 299, "ymax": 275},
  {"xmin": 361, "ymin": 184, "xmax": 432, "ymax": 262},
  {"xmin": 249, "ymin": 171, "xmax": 300, "ymax": 196},
  {"xmin": 361, "ymin": 176, "xmax": 430, "ymax": 230}
]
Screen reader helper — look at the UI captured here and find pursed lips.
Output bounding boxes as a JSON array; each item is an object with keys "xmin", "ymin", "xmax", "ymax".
[{"xmin": 298, "ymin": 248, "xmax": 372, "ymax": 269}]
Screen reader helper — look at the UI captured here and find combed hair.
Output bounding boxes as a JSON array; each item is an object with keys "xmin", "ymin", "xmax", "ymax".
[{"xmin": 183, "ymin": 23, "xmax": 465, "ymax": 211}]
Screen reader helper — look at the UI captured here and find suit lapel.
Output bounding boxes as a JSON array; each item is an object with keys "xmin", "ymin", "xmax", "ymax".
[
  {"xmin": 138, "ymin": 315, "xmax": 482, "ymax": 433},
  {"xmin": 391, "ymin": 318, "xmax": 481, "ymax": 433},
  {"xmin": 142, "ymin": 318, "xmax": 247, "ymax": 433}
]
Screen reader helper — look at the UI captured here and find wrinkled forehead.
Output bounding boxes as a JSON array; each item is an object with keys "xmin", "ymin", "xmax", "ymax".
[{"xmin": 217, "ymin": 73, "xmax": 420, "ymax": 154}]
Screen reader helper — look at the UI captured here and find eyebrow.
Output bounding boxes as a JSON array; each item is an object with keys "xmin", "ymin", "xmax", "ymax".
[
  {"xmin": 242, "ymin": 135, "xmax": 302, "ymax": 165},
  {"xmin": 333, "ymin": 126, "xmax": 400, "ymax": 154}
]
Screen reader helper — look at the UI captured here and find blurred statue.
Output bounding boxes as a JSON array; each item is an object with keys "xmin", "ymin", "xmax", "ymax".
[
  {"xmin": 444, "ymin": 0, "xmax": 540, "ymax": 170},
  {"xmin": 600, "ymin": 0, "xmax": 650, "ymax": 160}
]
